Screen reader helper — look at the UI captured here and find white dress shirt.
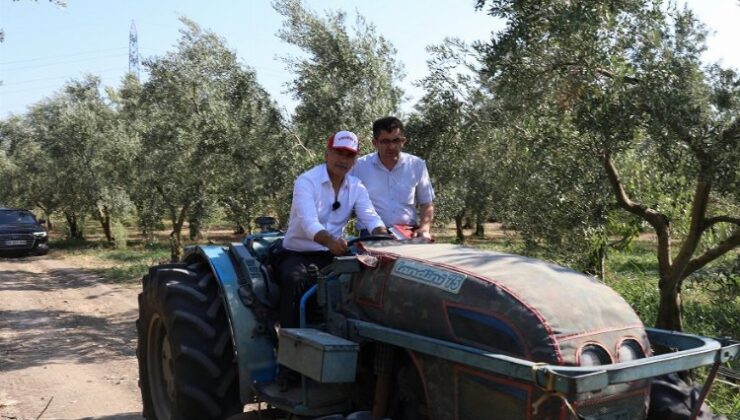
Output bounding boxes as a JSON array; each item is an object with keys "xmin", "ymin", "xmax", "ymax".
[
  {"xmin": 283, "ymin": 164, "xmax": 385, "ymax": 252},
  {"xmin": 350, "ymin": 152, "xmax": 435, "ymax": 228}
]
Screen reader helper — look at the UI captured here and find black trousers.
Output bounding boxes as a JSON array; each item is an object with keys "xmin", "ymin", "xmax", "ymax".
[{"xmin": 277, "ymin": 250, "xmax": 334, "ymax": 328}]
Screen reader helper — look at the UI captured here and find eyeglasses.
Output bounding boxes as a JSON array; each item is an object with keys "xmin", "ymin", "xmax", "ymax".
[
  {"xmin": 332, "ymin": 201, "xmax": 341, "ymax": 211},
  {"xmin": 377, "ymin": 137, "xmax": 406, "ymax": 146}
]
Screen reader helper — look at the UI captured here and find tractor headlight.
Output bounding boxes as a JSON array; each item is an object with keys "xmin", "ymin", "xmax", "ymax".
[
  {"xmin": 33, "ymin": 231, "xmax": 48, "ymax": 238},
  {"xmin": 579, "ymin": 344, "xmax": 612, "ymax": 366},
  {"xmin": 618, "ymin": 339, "xmax": 645, "ymax": 362}
]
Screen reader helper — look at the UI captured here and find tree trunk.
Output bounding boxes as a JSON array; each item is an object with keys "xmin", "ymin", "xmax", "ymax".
[
  {"xmin": 597, "ymin": 246, "xmax": 606, "ymax": 280},
  {"xmin": 454, "ymin": 215, "xmax": 465, "ymax": 243},
  {"xmin": 96, "ymin": 205, "xmax": 112, "ymax": 243},
  {"xmin": 170, "ymin": 230, "xmax": 183, "ymax": 262},
  {"xmin": 475, "ymin": 215, "xmax": 485, "ymax": 238},
  {"xmin": 64, "ymin": 212, "xmax": 84, "ymax": 239},
  {"xmin": 169, "ymin": 205, "xmax": 189, "ymax": 262},
  {"xmin": 603, "ymin": 150, "xmax": 740, "ymax": 334},
  {"xmin": 36, "ymin": 204, "xmax": 54, "ymax": 230},
  {"xmin": 462, "ymin": 217, "xmax": 472, "ymax": 229},
  {"xmin": 586, "ymin": 244, "xmax": 607, "ymax": 279},
  {"xmin": 655, "ymin": 279, "xmax": 683, "ymax": 331},
  {"xmin": 188, "ymin": 217, "xmax": 202, "ymax": 241}
]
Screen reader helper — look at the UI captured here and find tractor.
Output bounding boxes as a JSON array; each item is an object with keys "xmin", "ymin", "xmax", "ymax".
[{"xmin": 136, "ymin": 217, "xmax": 738, "ymax": 419}]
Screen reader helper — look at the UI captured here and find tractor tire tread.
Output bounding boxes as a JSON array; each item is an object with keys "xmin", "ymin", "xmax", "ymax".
[
  {"xmin": 179, "ymin": 344, "xmax": 222, "ymax": 378},
  {"xmin": 181, "ymin": 384, "xmax": 222, "ymax": 418},
  {"xmin": 173, "ymin": 309, "xmax": 216, "ymax": 339},
  {"xmin": 166, "ymin": 281, "xmax": 208, "ymax": 304},
  {"xmin": 136, "ymin": 259, "xmax": 241, "ymax": 420}
]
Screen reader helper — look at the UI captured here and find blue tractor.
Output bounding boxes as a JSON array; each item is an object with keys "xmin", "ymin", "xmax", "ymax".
[{"xmin": 136, "ymin": 217, "xmax": 738, "ymax": 419}]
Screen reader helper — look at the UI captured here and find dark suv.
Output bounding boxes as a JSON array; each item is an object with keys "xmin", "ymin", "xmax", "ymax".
[{"xmin": 0, "ymin": 208, "xmax": 49, "ymax": 255}]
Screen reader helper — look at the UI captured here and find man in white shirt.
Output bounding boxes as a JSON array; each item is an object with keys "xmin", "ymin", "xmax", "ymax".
[
  {"xmin": 279, "ymin": 130, "xmax": 387, "ymax": 328},
  {"xmin": 350, "ymin": 116, "xmax": 435, "ymax": 239}
]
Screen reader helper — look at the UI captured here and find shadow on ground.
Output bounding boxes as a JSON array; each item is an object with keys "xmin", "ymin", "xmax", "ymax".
[
  {"xmin": 0, "ymin": 261, "xmax": 138, "ymax": 372},
  {"xmin": 0, "ymin": 261, "xmax": 126, "ymax": 293},
  {"xmin": 0, "ymin": 307, "xmax": 138, "ymax": 372}
]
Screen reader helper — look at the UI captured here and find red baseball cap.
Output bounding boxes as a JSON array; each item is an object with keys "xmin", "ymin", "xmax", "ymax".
[{"xmin": 327, "ymin": 130, "xmax": 359, "ymax": 154}]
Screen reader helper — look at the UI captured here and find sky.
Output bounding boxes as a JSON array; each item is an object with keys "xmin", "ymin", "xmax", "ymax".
[{"xmin": 1, "ymin": 0, "xmax": 739, "ymax": 118}]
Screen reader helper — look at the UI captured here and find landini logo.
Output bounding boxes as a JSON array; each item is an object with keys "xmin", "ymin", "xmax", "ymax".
[{"xmin": 392, "ymin": 260, "xmax": 466, "ymax": 294}]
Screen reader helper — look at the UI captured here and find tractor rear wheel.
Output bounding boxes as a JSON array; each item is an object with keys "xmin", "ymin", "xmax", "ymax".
[{"xmin": 137, "ymin": 261, "xmax": 242, "ymax": 420}]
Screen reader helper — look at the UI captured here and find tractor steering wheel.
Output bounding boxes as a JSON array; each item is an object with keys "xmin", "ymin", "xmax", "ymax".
[{"xmin": 347, "ymin": 234, "xmax": 395, "ymax": 247}]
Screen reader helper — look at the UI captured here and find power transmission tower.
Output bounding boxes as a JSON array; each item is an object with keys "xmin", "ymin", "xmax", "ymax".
[{"xmin": 129, "ymin": 20, "xmax": 140, "ymax": 80}]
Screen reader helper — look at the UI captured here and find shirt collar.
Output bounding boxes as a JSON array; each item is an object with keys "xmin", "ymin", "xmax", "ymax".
[
  {"xmin": 371, "ymin": 152, "xmax": 406, "ymax": 169},
  {"xmin": 320, "ymin": 163, "xmax": 348, "ymax": 189}
]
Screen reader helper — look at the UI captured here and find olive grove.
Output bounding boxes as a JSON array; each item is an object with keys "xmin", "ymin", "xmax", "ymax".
[{"xmin": 1, "ymin": 0, "xmax": 737, "ymax": 331}]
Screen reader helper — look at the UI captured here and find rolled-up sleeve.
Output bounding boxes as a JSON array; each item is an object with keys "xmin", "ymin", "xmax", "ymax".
[
  {"xmin": 354, "ymin": 181, "xmax": 385, "ymax": 232},
  {"xmin": 416, "ymin": 160, "xmax": 435, "ymax": 205},
  {"xmin": 292, "ymin": 177, "xmax": 325, "ymax": 240}
]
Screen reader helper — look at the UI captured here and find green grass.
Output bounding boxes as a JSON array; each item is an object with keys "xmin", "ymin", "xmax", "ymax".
[
  {"xmin": 49, "ymin": 237, "xmax": 171, "ymax": 284},
  {"xmin": 602, "ymin": 246, "xmax": 739, "ymax": 419},
  {"xmin": 91, "ymin": 263, "xmax": 156, "ymax": 283},
  {"xmin": 95, "ymin": 244, "xmax": 171, "ymax": 283},
  {"xmin": 708, "ymin": 380, "xmax": 740, "ymax": 420},
  {"xmin": 49, "ymin": 237, "xmax": 107, "ymax": 251}
]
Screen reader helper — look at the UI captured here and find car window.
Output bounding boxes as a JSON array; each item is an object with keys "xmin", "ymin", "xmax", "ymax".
[{"xmin": 0, "ymin": 211, "xmax": 37, "ymax": 224}]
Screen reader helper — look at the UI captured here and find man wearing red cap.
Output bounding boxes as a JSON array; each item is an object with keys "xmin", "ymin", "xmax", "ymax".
[{"xmin": 279, "ymin": 130, "xmax": 387, "ymax": 328}]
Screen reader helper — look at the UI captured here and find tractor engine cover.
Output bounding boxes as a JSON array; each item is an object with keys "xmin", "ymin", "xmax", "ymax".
[{"xmin": 347, "ymin": 242, "xmax": 651, "ymax": 419}]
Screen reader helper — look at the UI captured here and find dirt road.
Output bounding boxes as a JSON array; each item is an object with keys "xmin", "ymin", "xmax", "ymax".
[{"xmin": 0, "ymin": 255, "xmax": 143, "ymax": 420}]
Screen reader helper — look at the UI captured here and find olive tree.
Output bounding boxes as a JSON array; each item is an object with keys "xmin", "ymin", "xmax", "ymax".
[
  {"xmin": 407, "ymin": 39, "xmax": 504, "ymax": 243},
  {"xmin": 137, "ymin": 18, "xmax": 284, "ymax": 260},
  {"xmin": 9, "ymin": 76, "xmax": 127, "ymax": 240},
  {"xmin": 475, "ymin": 0, "xmax": 739, "ymax": 330},
  {"xmin": 274, "ymin": 0, "xmax": 404, "ymax": 154}
]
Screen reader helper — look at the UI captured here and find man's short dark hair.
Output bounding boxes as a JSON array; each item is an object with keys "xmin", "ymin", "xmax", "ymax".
[{"xmin": 372, "ymin": 116, "xmax": 404, "ymax": 139}]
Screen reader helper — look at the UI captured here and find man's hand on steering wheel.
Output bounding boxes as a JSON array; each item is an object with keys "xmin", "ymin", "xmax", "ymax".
[
  {"xmin": 326, "ymin": 236, "xmax": 349, "ymax": 256},
  {"xmin": 414, "ymin": 229, "xmax": 432, "ymax": 240},
  {"xmin": 346, "ymin": 234, "xmax": 395, "ymax": 247}
]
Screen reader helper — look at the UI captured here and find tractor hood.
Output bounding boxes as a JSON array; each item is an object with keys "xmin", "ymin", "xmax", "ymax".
[{"xmin": 353, "ymin": 242, "xmax": 648, "ymax": 366}]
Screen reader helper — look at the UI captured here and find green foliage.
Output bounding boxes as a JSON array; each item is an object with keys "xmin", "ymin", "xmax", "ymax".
[
  {"xmin": 50, "ymin": 237, "xmax": 170, "ymax": 284},
  {"xmin": 1, "ymin": 75, "xmax": 136, "ymax": 240},
  {"xmin": 1, "ymin": 0, "xmax": 735, "ymax": 335},
  {"xmin": 470, "ymin": 0, "xmax": 739, "ymax": 329},
  {"xmin": 135, "ymin": 18, "xmax": 286, "ymax": 259},
  {"xmin": 407, "ymin": 39, "xmax": 503, "ymax": 240},
  {"xmin": 275, "ymin": 0, "xmax": 404, "ymax": 154},
  {"xmin": 606, "ymin": 245, "xmax": 739, "ymax": 418},
  {"xmin": 111, "ymin": 220, "xmax": 128, "ymax": 250},
  {"xmin": 707, "ymin": 380, "xmax": 740, "ymax": 420},
  {"xmin": 606, "ymin": 243, "xmax": 739, "ymax": 338}
]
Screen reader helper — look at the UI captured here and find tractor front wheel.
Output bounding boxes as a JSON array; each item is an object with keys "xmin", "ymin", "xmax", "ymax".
[{"xmin": 137, "ymin": 261, "xmax": 242, "ymax": 420}]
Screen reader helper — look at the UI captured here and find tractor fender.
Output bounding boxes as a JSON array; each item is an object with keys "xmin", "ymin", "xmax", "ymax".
[{"xmin": 184, "ymin": 245, "xmax": 277, "ymax": 405}]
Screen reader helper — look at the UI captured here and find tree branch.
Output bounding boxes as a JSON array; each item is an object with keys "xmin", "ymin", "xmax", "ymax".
[
  {"xmin": 672, "ymin": 177, "xmax": 712, "ymax": 278},
  {"xmin": 557, "ymin": 61, "xmax": 641, "ymax": 85},
  {"xmin": 173, "ymin": 203, "xmax": 190, "ymax": 234},
  {"xmin": 154, "ymin": 185, "xmax": 175, "ymax": 209},
  {"xmin": 683, "ymin": 229, "xmax": 740, "ymax": 278},
  {"xmin": 512, "ymin": 124, "xmax": 528, "ymax": 135},
  {"xmin": 603, "ymin": 152, "xmax": 673, "ymax": 275},
  {"xmin": 595, "ymin": 68, "xmax": 640, "ymax": 85},
  {"xmin": 703, "ymin": 215, "xmax": 740, "ymax": 231},
  {"xmin": 603, "ymin": 152, "xmax": 669, "ymax": 229},
  {"xmin": 250, "ymin": 159, "xmax": 264, "ymax": 171},
  {"xmin": 282, "ymin": 121, "xmax": 315, "ymax": 158}
]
